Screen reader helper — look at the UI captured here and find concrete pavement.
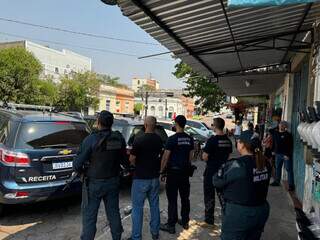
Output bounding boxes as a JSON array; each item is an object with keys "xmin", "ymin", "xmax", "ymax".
[
  {"xmin": 0, "ymin": 159, "xmax": 297, "ymax": 240},
  {"xmin": 100, "ymin": 160, "xmax": 297, "ymax": 240}
]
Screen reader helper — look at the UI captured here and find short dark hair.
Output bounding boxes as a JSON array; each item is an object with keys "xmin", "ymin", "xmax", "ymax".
[
  {"xmin": 175, "ymin": 115, "xmax": 187, "ymax": 128},
  {"xmin": 248, "ymin": 122, "xmax": 254, "ymax": 130},
  {"xmin": 98, "ymin": 110, "xmax": 114, "ymax": 129},
  {"xmin": 213, "ymin": 117, "xmax": 225, "ymax": 130}
]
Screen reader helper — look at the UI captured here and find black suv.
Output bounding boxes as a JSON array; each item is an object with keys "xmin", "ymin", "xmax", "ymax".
[{"xmin": 0, "ymin": 109, "xmax": 90, "ymax": 215}]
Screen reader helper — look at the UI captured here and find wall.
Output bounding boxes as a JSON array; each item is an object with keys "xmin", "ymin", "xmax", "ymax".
[
  {"xmin": 115, "ymin": 88, "xmax": 134, "ymax": 114},
  {"xmin": 135, "ymin": 96, "xmax": 185, "ymax": 119},
  {"xmin": 95, "ymin": 84, "xmax": 134, "ymax": 114},
  {"xmin": 303, "ymin": 23, "xmax": 320, "ymax": 214},
  {"xmin": 132, "ymin": 78, "xmax": 158, "ymax": 92},
  {"xmin": 25, "ymin": 41, "xmax": 91, "ymax": 82},
  {"xmin": 0, "ymin": 41, "xmax": 25, "ymax": 49}
]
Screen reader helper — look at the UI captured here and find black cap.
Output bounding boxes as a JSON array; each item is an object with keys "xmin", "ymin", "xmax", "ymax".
[
  {"xmin": 238, "ymin": 130, "xmax": 260, "ymax": 149},
  {"xmin": 98, "ymin": 110, "xmax": 114, "ymax": 128}
]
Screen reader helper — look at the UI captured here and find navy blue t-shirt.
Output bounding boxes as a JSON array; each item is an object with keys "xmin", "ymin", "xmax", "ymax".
[
  {"xmin": 203, "ymin": 134, "xmax": 232, "ymax": 175},
  {"xmin": 165, "ymin": 132, "xmax": 194, "ymax": 170}
]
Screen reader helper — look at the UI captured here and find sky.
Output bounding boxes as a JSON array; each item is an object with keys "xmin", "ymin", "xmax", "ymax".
[{"xmin": 0, "ymin": 0, "xmax": 185, "ymax": 89}]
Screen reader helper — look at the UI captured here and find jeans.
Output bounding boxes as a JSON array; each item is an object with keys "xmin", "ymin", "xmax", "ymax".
[
  {"xmin": 275, "ymin": 154, "xmax": 294, "ymax": 187},
  {"xmin": 221, "ymin": 202, "xmax": 270, "ymax": 240},
  {"xmin": 166, "ymin": 172, "xmax": 190, "ymax": 226},
  {"xmin": 81, "ymin": 177, "xmax": 122, "ymax": 240},
  {"xmin": 203, "ymin": 173, "xmax": 216, "ymax": 223},
  {"xmin": 131, "ymin": 178, "xmax": 160, "ymax": 240}
]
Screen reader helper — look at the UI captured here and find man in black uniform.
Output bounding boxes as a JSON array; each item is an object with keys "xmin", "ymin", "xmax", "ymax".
[
  {"xmin": 202, "ymin": 117, "xmax": 232, "ymax": 226},
  {"xmin": 160, "ymin": 115, "xmax": 194, "ymax": 234},
  {"xmin": 73, "ymin": 111, "xmax": 125, "ymax": 240}
]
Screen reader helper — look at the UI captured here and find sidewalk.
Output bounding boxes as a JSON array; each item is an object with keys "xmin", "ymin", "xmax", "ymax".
[{"xmin": 98, "ymin": 159, "xmax": 297, "ymax": 240}]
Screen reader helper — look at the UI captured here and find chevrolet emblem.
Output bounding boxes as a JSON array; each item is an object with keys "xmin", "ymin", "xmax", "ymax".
[{"xmin": 59, "ymin": 149, "xmax": 72, "ymax": 155}]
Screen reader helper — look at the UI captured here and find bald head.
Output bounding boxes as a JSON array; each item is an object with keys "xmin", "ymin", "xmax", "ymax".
[{"xmin": 145, "ymin": 116, "xmax": 157, "ymax": 133}]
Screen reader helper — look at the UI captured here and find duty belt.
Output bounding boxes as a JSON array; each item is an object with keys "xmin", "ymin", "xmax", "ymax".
[{"xmin": 225, "ymin": 199, "xmax": 266, "ymax": 207}]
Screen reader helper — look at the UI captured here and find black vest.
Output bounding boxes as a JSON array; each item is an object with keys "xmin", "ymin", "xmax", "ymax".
[{"xmin": 86, "ymin": 131, "xmax": 123, "ymax": 179}]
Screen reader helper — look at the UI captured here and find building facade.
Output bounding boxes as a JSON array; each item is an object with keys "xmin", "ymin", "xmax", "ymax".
[
  {"xmin": 0, "ymin": 40, "xmax": 92, "ymax": 82},
  {"xmin": 89, "ymin": 84, "xmax": 134, "ymax": 115},
  {"xmin": 132, "ymin": 77, "xmax": 160, "ymax": 92},
  {"xmin": 135, "ymin": 96, "xmax": 185, "ymax": 120},
  {"xmin": 135, "ymin": 89, "xmax": 194, "ymax": 119}
]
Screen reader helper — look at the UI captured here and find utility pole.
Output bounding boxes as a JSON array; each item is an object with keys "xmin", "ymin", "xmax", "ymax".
[
  {"xmin": 165, "ymin": 99, "xmax": 168, "ymax": 120},
  {"xmin": 144, "ymin": 91, "xmax": 149, "ymax": 118}
]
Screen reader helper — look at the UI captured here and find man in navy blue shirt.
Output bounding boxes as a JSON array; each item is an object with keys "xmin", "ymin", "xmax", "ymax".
[
  {"xmin": 202, "ymin": 117, "xmax": 232, "ymax": 226},
  {"xmin": 160, "ymin": 115, "xmax": 194, "ymax": 234}
]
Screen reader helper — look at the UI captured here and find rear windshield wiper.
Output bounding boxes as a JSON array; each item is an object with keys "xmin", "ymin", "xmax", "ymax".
[{"xmin": 37, "ymin": 144, "xmax": 69, "ymax": 149}]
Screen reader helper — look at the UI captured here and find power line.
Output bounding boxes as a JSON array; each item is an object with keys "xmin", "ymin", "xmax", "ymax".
[
  {"xmin": 0, "ymin": 31, "xmax": 174, "ymax": 62},
  {"xmin": 0, "ymin": 17, "xmax": 159, "ymax": 46}
]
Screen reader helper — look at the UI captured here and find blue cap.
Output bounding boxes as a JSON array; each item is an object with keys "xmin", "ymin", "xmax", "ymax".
[{"xmin": 238, "ymin": 130, "xmax": 260, "ymax": 149}]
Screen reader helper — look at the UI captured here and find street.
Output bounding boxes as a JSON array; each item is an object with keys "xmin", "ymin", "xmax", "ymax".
[
  {"xmin": 0, "ymin": 156, "xmax": 297, "ymax": 240},
  {"xmin": 0, "ymin": 160, "xmax": 221, "ymax": 240}
]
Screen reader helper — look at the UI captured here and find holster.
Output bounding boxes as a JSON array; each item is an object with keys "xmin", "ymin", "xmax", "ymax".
[
  {"xmin": 81, "ymin": 174, "xmax": 89, "ymax": 208},
  {"xmin": 216, "ymin": 189, "xmax": 225, "ymax": 212}
]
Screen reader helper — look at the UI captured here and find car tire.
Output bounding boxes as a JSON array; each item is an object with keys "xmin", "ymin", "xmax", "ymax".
[{"xmin": 0, "ymin": 204, "xmax": 4, "ymax": 216}]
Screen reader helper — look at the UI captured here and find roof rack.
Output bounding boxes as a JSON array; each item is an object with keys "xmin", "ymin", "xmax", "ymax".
[
  {"xmin": 0, "ymin": 102, "xmax": 53, "ymax": 112},
  {"xmin": 59, "ymin": 112, "xmax": 84, "ymax": 120}
]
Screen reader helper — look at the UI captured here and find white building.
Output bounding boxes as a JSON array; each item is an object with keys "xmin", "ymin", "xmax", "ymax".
[
  {"xmin": 135, "ymin": 96, "xmax": 186, "ymax": 120},
  {"xmin": 0, "ymin": 41, "xmax": 92, "ymax": 82},
  {"xmin": 132, "ymin": 77, "xmax": 160, "ymax": 92}
]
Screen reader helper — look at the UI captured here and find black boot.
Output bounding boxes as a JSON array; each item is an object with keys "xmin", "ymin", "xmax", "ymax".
[
  {"xmin": 160, "ymin": 223, "xmax": 176, "ymax": 234},
  {"xmin": 178, "ymin": 219, "xmax": 189, "ymax": 230}
]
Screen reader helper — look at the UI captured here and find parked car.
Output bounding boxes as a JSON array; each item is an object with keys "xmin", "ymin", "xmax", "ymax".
[
  {"xmin": 84, "ymin": 116, "xmax": 169, "ymax": 178},
  {"xmin": 186, "ymin": 120, "xmax": 213, "ymax": 138},
  {"xmin": 226, "ymin": 113, "xmax": 233, "ymax": 119},
  {"xmin": 0, "ymin": 108, "xmax": 90, "ymax": 215},
  {"xmin": 158, "ymin": 121, "xmax": 175, "ymax": 137},
  {"xmin": 185, "ymin": 126, "xmax": 208, "ymax": 160}
]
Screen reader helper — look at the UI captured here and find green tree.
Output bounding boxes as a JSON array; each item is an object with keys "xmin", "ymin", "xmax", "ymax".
[
  {"xmin": 0, "ymin": 47, "xmax": 42, "ymax": 103},
  {"xmin": 173, "ymin": 61, "xmax": 225, "ymax": 114},
  {"xmin": 56, "ymin": 72, "xmax": 100, "ymax": 112},
  {"xmin": 97, "ymin": 74, "xmax": 128, "ymax": 89},
  {"xmin": 134, "ymin": 103, "xmax": 144, "ymax": 115},
  {"xmin": 31, "ymin": 78, "xmax": 59, "ymax": 106}
]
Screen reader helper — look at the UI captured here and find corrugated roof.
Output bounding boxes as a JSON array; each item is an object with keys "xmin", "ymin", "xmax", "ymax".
[{"xmin": 117, "ymin": 0, "xmax": 319, "ymax": 95}]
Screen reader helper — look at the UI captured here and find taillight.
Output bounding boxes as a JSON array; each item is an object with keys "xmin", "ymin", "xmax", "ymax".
[{"xmin": 0, "ymin": 149, "xmax": 30, "ymax": 166}]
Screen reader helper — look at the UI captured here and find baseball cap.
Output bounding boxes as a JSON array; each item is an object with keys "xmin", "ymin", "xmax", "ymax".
[
  {"xmin": 98, "ymin": 110, "xmax": 114, "ymax": 128},
  {"xmin": 238, "ymin": 130, "xmax": 260, "ymax": 149},
  {"xmin": 280, "ymin": 121, "xmax": 289, "ymax": 128}
]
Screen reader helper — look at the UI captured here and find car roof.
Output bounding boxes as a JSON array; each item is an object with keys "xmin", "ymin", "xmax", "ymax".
[
  {"xmin": 114, "ymin": 117, "xmax": 143, "ymax": 126},
  {"xmin": 187, "ymin": 119, "xmax": 204, "ymax": 123},
  {"xmin": 0, "ymin": 110, "xmax": 86, "ymax": 123}
]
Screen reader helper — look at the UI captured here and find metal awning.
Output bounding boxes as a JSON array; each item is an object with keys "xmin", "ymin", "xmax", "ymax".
[{"xmin": 117, "ymin": 0, "xmax": 320, "ymax": 96}]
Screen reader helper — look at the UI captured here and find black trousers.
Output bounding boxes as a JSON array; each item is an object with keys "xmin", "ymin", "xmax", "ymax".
[
  {"xmin": 166, "ymin": 173, "xmax": 190, "ymax": 226},
  {"xmin": 204, "ymin": 173, "xmax": 216, "ymax": 223}
]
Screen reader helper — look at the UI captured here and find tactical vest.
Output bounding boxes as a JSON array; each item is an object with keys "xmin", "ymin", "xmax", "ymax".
[{"xmin": 86, "ymin": 131, "xmax": 123, "ymax": 179}]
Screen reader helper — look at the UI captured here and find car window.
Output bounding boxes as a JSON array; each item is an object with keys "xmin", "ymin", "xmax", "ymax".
[
  {"xmin": 158, "ymin": 122, "xmax": 173, "ymax": 131},
  {"xmin": 186, "ymin": 121, "xmax": 203, "ymax": 129},
  {"xmin": 0, "ymin": 117, "xmax": 9, "ymax": 144},
  {"xmin": 15, "ymin": 122, "xmax": 90, "ymax": 149},
  {"xmin": 127, "ymin": 125, "xmax": 168, "ymax": 146},
  {"xmin": 202, "ymin": 122, "xmax": 211, "ymax": 130}
]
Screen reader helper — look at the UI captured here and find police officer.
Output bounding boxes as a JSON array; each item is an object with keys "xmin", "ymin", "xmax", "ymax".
[
  {"xmin": 73, "ymin": 111, "xmax": 126, "ymax": 240},
  {"xmin": 213, "ymin": 130, "xmax": 271, "ymax": 240},
  {"xmin": 160, "ymin": 115, "xmax": 194, "ymax": 234},
  {"xmin": 202, "ymin": 117, "xmax": 232, "ymax": 226}
]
